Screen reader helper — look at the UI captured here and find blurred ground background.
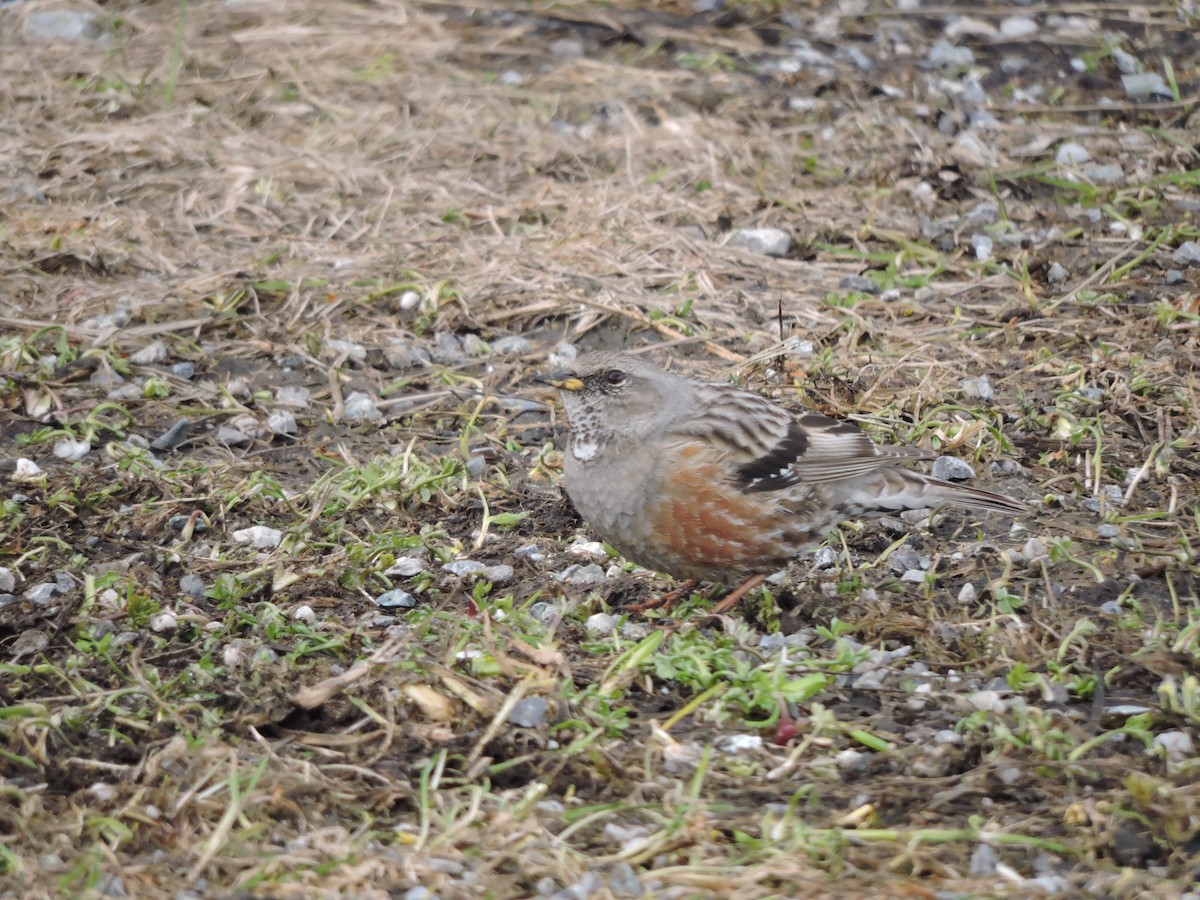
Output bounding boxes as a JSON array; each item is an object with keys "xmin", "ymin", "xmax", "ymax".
[{"xmin": 2, "ymin": 1, "xmax": 1199, "ymax": 897}]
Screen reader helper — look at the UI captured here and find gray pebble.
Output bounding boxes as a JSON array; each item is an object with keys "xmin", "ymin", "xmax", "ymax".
[
  {"xmin": 442, "ymin": 560, "xmax": 485, "ymax": 577},
  {"xmin": 931, "ymin": 456, "xmax": 976, "ymax": 481},
  {"xmin": 547, "ymin": 343, "xmax": 578, "ymax": 370},
  {"xmin": 1122, "ymin": 72, "xmax": 1173, "ymax": 100},
  {"xmin": 998, "ymin": 15, "xmax": 1037, "ymax": 38},
  {"xmin": 969, "ymin": 843, "xmax": 999, "ymax": 877},
  {"xmin": 1171, "ymin": 241, "xmax": 1200, "ymax": 268},
  {"xmin": 482, "ymin": 565, "xmax": 514, "ymax": 583},
  {"xmin": 403, "ymin": 888, "xmax": 434, "ymax": 900},
  {"xmin": 557, "ymin": 564, "xmax": 605, "ymax": 585},
  {"xmin": 263, "ymin": 409, "xmax": 297, "ymax": 437},
  {"xmin": 466, "ymin": 455, "xmax": 486, "ymax": 478},
  {"xmin": 1165, "ymin": 269, "xmax": 1185, "ymax": 284},
  {"xmin": 529, "ymin": 602, "xmax": 558, "ymax": 626},
  {"xmin": 169, "ymin": 515, "xmax": 208, "ymax": 533},
  {"xmin": 1082, "ymin": 484, "xmax": 1124, "ymax": 512},
  {"xmin": 966, "ymin": 201, "xmax": 1000, "ymax": 225},
  {"xmin": 958, "ymin": 583, "xmax": 978, "ymax": 603},
  {"xmin": 430, "ymin": 332, "xmax": 465, "ymax": 365},
  {"xmin": 1055, "ymin": 142, "xmax": 1090, "ymax": 166},
  {"xmin": 216, "ymin": 426, "xmax": 251, "ymax": 447},
  {"xmin": 461, "ymin": 334, "xmax": 490, "ymax": 357},
  {"xmin": 1046, "ymin": 261, "xmax": 1069, "ymax": 283},
  {"xmin": 759, "ymin": 633, "xmax": 786, "ymax": 652},
  {"xmin": 375, "ymin": 589, "xmax": 417, "ymax": 609},
  {"xmin": 900, "ymin": 569, "xmax": 928, "ymax": 583},
  {"xmin": 53, "ymin": 437, "xmax": 91, "ymax": 461},
  {"xmin": 0, "ymin": 568, "xmax": 13, "ymax": 593},
  {"xmin": 1097, "ymin": 524, "xmax": 1119, "ymax": 538},
  {"xmin": 887, "ymin": 546, "xmax": 923, "ymax": 574},
  {"xmin": 326, "ymin": 339, "xmax": 366, "ymax": 361},
  {"xmin": 151, "ymin": 419, "xmax": 190, "ymax": 450},
  {"xmin": 971, "ymin": 234, "xmax": 993, "ymax": 261},
  {"xmin": 274, "ymin": 386, "xmax": 311, "ymax": 408},
  {"xmin": 179, "ymin": 575, "xmax": 206, "ymax": 600},
  {"xmin": 1112, "ymin": 46, "xmax": 1139, "ymax": 75},
  {"xmin": 492, "ymin": 335, "xmax": 532, "ymax": 356},
  {"xmin": 810, "ymin": 546, "xmax": 837, "ymax": 569},
  {"xmin": 838, "ymin": 274, "xmax": 879, "ymax": 294},
  {"xmin": 130, "ymin": 341, "xmax": 167, "ymax": 365},
  {"xmin": 170, "ymin": 362, "xmax": 196, "ymax": 380},
  {"xmin": 1079, "ymin": 387, "xmax": 1104, "ymax": 401},
  {"xmin": 384, "ymin": 342, "xmax": 432, "ymax": 369},
  {"xmin": 1081, "ymin": 163, "xmax": 1124, "ymax": 184},
  {"xmin": 342, "ymin": 392, "xmax": 382, "ymax": 422},
  {"xmin": 960, "ymin": 375, "xmax": 995, "ymax": 401},
  {"xmin": 24, "ymin": 582, "xmax": 59, "ymax": 605},
  {"xmin": 107, "ymin": 383, "xmax": 142, "ymax": 402},
  {"xmin": 926, "ymin": 40, "xmax": 974, "ymax": 69},
  {"xmin": 514, "ymin": 544, "xmax": 546, "ymax": 563},
  {"xmin": 385, "ymin": 557, "xmax": 427, "ymax": 577},
  {"xmin": 508, "ymin": 696, "xmax": 548, "ymax": 728},
  {"xmin": 26, "ymin": 10, "xmax": 105, "ymax": 42},
  {"xmin": 729, "ymin": 228, "xmax": 792, "ymax": 258},
  {"xmin": 232, "ymin": 525, "xmax": 283, "ymax": 548},
  {"xmin": 608, "ymin": 862, "xmax": 643, "ymax": 897},
  {"xmin": 585, "ymin": 613, "xmax": 616, "ymax": 636}
]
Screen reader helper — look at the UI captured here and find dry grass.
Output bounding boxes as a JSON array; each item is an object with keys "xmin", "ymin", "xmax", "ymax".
[{"xmin": 2, "ymin": 0, "xmax": 1199, "ymax": 897}]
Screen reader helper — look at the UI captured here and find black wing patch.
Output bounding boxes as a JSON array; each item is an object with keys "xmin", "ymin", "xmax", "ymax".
[{"xmin": 735, "ymin": 420, "xmax": 810, "ymax": 493}]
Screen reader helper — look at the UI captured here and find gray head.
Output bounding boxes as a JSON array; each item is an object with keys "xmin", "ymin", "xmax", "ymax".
[{"xmin": 536, "ymin": 351, "xmax": 691, "ymax": 451}]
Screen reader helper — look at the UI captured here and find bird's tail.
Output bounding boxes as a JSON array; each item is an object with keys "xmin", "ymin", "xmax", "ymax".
[{"xmin": 832, "ymin": 467, "xmax": 1025, "ymax": 518}]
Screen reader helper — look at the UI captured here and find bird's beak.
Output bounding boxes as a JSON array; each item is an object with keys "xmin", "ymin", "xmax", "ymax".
[{"xmin": 534, "ymin": 372, "xmax": 585, "ymax": 391}]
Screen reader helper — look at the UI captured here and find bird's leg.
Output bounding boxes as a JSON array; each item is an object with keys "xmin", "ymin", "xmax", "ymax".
[
  {"xmin": 625, "ymin": 579, "xmax": 700, "ymax": 613},
  {"xmin": 708, "ymin": 574, "xmax": 767, "ymax": 616}
]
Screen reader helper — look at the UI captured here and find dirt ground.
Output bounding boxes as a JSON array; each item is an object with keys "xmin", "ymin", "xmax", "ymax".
[{"xmin": 2, "ymin": 0, "xmax": 1199, "ymax": 897}]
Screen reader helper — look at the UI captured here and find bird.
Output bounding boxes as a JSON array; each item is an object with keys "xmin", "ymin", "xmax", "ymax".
[{"xmin": 537, "ymin": 350, "xmax": 1025, "ymax": 615}]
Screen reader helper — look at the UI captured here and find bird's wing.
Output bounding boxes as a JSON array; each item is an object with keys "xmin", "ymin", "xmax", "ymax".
[{"xmin": 675, "ymin": 382, "xmax": 932, "ymax": 492}]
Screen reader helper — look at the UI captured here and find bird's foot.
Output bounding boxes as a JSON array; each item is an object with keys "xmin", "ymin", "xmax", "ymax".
[{"xmin": 624, "ymin": 579, "xmax": 700, "ymax": 614}]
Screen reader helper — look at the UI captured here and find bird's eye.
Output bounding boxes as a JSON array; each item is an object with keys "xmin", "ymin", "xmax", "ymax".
[{"xmin": 604, "ymin": 369, "xmax": 626, "ymax": 385}]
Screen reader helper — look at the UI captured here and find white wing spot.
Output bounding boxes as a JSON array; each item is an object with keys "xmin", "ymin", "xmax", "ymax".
[{"xmin": 572, "ymin": 438, "xmax": 600, "ymax": 461}]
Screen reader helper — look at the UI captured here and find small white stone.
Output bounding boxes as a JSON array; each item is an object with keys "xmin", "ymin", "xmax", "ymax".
[
  {"xmin": 998, "ymin": 16, "xmax": 1037, "ymax": 38},
  {"xmin": 267, "ymin": 410, "xmax": 297, "ymax": 435},
  {"xmin": 274, "ymin": 386, "xmax": 311, "ymax": 408},
  {"xmin": 585, "ymin": 613, "xmax": 616, "ymax": 636},
  {"xmin": 53, "ymin": 438, "xmax": 91, "ymax": 461},
  {"xmin": 385, "ymin": 557, "xmax": 427, "ymax": 577},
  {"xmin": 958, "ymin": 583, "xmax": 978, "ymax": 603},
  {"xmin": 341, "ymin": 392, "xmax": 382, "ymax": 422},
  {"xmin": 717, "ymin": 734, "xmax": 763, "ymax": 753},
  {"xmin": 327, "ymin": 339, "xmax": 367, "ymax": 361},
  {"xmin": 88, "ymin": 782, "xmax": 117, "ymax": 802},
  {"xmin": 728, "ymin": 228, "xmax": 792, "ymax": 258},
  {"xmin": 835, "ymin": 748, "xmax": 867, "ymax": 771},
  {"xmin": 442, "ymin": 559, "xmax": 485, "ymax": 576},
  {"xmin": 130, "ymin": 341, "xmax": 167, "ymax": 365},
  {"xmin": 14, "ymin": 458, "xmax": 43, "ymax": 479},
  {"xmin": 972, "ymin": 234, "xmax": 993, "ymax": 261},
  {"xmin": 568, "ymin": 539, "xmax": 608, "ymax": 560},
  {"xmin": 399, "ymin": 290, "xmax": 422, "ymax": 310},
  {"xmin": 1055, "ymin": 142, "xmax": 1090, "ymax": 166},
  {"xmin": 292, "ymin": 605, "xmax": 316, "ymax": 624},
  {"xmin": 150, "ymin": 612, "xmax": 178, "ymax": 633},
  {"xmin": 966, "ymin": 690, "xmax": 1008, "ymax": 713},
  {"xmin": 232, "ymin": 526, "xmax": 284, "ymax": 549},
  {"xmin": 1152, "ymin": 730, "xmax": 1193, "ymax": 761}
]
